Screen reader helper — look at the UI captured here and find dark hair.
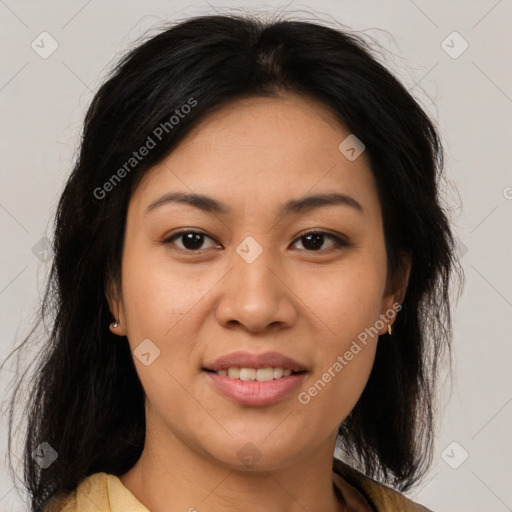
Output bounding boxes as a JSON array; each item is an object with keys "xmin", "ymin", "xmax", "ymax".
[{"xmin": 2, "ymin": 13, "xmax": 463, "ymax": 511}]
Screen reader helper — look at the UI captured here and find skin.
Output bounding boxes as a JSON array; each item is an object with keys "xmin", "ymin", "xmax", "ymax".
[{"xmin": 108, "ymin": 93, "xmax": 410, "ymax": 512}]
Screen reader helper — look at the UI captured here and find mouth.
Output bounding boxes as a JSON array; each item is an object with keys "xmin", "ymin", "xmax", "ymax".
[
  {"xmin": 202, "ymin": 351, "xmax": 309, "ymax": 406},
  {"xmin": 203, "ymin": 367, "xmax": 307, "ymax": 382}
]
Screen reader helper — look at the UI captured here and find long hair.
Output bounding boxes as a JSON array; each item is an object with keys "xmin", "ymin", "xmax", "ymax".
[{"xmin": 1, "ymin": 13, "xmax": 463, "ymax": 510}]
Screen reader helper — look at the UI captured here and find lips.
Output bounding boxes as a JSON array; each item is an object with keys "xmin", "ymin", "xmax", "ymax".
[
  {"xmin": 202, "ymin": 351, "xmax": 308, "ymax": 406},
  {"xmin": 205, "ymin": 370, "xmax": 307, "ymax": 406},
  {"xmin": 203, "ymin": 351, "xmax": 308, "ymax": 373}
]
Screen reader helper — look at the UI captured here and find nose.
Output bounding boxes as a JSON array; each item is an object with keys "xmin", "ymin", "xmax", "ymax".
[{"xmin": 215, "ymin": 246, "xmax": 298, "ymax": 334}]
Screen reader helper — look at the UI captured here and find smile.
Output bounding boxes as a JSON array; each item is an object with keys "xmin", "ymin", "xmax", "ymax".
[{"xmin": 207, "ymin": 367, "xmax": 304, "ymax": 381}]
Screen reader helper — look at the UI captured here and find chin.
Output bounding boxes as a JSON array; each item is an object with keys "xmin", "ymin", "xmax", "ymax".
[{"xmin": 200, "ymin": 437, "xmax": 302, "ymax": 473}]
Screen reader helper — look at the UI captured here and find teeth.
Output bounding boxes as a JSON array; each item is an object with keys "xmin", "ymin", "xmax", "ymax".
[
  {"xmin": 239, "ymin": 368, "xmax": 256, "ymax": 381},
  {"xmin": 216, "ymin": 367, "xmax": 298, "ymax": 381},
  {"xmin": 227, "ymin": 367, "xmax": 240, "ymax": 379},
  {"xmin": 255, "ymin": 368, "xmax": 274, "ymax": 381}
]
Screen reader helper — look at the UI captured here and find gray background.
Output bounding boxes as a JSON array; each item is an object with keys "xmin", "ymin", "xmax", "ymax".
[{"xmin": 1, "ymin": 1, "xmax": 511, "ymax": 511}]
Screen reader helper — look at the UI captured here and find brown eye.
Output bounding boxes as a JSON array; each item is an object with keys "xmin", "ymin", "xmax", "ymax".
[
  {"xmin": 291, "ymin": 231, "xmax": 349, "ymax": 252},
  {"xmin": 164, "ymin": 230, "xmax": 219, "ymax": 252}
]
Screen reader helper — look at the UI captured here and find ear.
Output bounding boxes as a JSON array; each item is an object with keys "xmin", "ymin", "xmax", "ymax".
[
  {"xmin": 378, "ymin": 253, "xmax": 411, "ymax": 335},
  {"xmin": 106, "ymin": 275, "xmax": 127, "ymax": 336}
]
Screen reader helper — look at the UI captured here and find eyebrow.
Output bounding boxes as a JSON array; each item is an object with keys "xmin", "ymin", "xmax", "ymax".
[{"xmin": 145, "ymin": 191, "xmax": 364, "ymax": 217}]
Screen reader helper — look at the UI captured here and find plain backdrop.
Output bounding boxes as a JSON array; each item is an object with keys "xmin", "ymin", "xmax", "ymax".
[{"xmin": 1, "ymin": 1, "xmax": 511, "ymax": 511}]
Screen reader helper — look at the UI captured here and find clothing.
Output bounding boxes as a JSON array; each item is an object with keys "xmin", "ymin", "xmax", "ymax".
[
  {"xmin": 333, "ymin": 459, "xmax": 433, "ymax": 512},
  {"xmin": 43, "ymin": 462, "xmax": 433, "ymax": 512}
]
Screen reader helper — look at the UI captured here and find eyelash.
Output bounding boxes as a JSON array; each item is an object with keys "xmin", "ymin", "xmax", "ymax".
[{"xmin": 162, "ymin": 229, "xmax": 350, "ymax": 254}]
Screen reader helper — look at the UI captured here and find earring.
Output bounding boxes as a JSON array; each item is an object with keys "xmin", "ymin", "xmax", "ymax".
[
  {"xmin": 111, "ymin": 319, "xmax": 119, "ymax": 329},
  {"xmin": 387, "ymin": 323, "xmax": 392, "ymax": 335}
]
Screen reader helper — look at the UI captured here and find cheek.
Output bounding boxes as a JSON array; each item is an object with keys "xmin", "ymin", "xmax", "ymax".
[
  {"xmin": 300, "ymin": 250, "xmax": 387, "ymax": 342},
  {"xmin": 293, "ymin": 253, "xmax": 386, "ymax": 414},
  {"xmin": 121, "ymin": 245, "xmax": 209, "ymax": 340},
  {"xmin": 297, "ymin": 288, "xmax": 380, "ymax": 428},
  {"xmin": 119, "ymin": 249, "xmax": 208, "ymax": 412}
]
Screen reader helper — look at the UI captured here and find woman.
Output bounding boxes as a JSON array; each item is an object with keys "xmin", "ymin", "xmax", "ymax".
[{"xmin": 3, "ymin": 13, "xmax": 462, "ymax": 512}]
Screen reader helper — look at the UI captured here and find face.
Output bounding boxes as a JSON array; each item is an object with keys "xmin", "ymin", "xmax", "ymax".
[{"xmin": 109, "ymin": 94, "xmax": 407, "ymax": 471}]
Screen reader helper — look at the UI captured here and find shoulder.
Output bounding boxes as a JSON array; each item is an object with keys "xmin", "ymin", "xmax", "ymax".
[
  {"xmin": 333, "ymin": 458, "xmax": 434, "ymax": 512},
  {"xmin": 43, "ymin": 473, "xmax": 109, "ymax": 512},
  {"xmin": 42, "ymin": 472, "xmax": 112, "ymax": 512},
  {"xmin": 42, "ymin": 472, "xmax": 148, "ymax": 512}
]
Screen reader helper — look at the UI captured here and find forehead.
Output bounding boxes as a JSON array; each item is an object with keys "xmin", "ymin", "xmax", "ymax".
[{"xmin": 129, "ymin": 94, "xmax": 381, "ymax": 221}]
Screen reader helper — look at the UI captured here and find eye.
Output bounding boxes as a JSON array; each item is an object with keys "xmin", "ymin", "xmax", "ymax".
[
  {"xmin": 291, "ymin": 230, "xmax": 349, "ymax": 252},
  {"xmin": 163, "ymin": 229, "xmax": 349, "ymax": 253},
  {"xmin": 163, "ymin": 230, "xmax": 220, "ymax": 252}
]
